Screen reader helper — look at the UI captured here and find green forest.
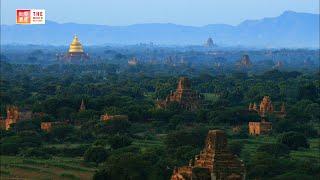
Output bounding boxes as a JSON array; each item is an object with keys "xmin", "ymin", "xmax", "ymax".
[{"xmin": 0, "ymin": 48, "xmax": 319, "ymax": 180}]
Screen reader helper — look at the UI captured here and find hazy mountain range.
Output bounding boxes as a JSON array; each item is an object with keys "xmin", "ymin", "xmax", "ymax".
[{"xmin": 1, "ymin": 11, "xmax": 319, "ymax": 48}]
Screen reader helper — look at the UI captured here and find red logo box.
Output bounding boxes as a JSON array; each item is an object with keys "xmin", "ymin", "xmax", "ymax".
[{"xmin": 16, "ymin": 9, "xmax": 31, "ymax": 24}]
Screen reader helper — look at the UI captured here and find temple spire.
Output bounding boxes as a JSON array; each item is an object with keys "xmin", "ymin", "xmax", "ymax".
[{"xmin": 79, "ymin": 99, "xmax": 86, "ymax": 112}]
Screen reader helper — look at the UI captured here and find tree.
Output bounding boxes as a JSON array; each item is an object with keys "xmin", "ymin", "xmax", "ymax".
[
  {"xmin": 165, "ymin": 128, "xmax": 208, "ymax": 150},
  {"xmin": 95, "ymin": 120, "xmax": 131, "ymax": 135},
  {"xmin": 94, "ymin": 153, "xmax": 150, "ymax": 180},
  {"xmin": 108, "ymin": 135, "xmax": 132, "ymax": 149},
  {"xmin": 298, "ymin": 83, "xmax": 317, "ymax": 100},
  {"xmin": 50, "ymin": 125, "xmax": 75, "ymax": 142},
  {"xmin": 277, "ymin": 132, "xmax": 309, "ymax": 150},
  {"xmin": 13, "ymin": 120, "xmax": 41, "ymax": 132},
  {"xmin": 0, "ymin": 143, "xmax": 20, "ymax": 155},
  {"xmin": 257, "ymin": 143, "xmax": 290, "ymax": 157},
  {"xmin": 228, "ymin": 141, "xmax": 244, "ymax": 156},
  {"xmin": 305, "ymin": 103, "xmax": 320, "ymax": 121},
  {"xmin": 20, "ymin": 147, "xmax": 51, "ymax": 159},
  {"xmin": 247, "ymin": 152, "xmax": 288, "ymax": 179},
  {"xmin": 84, "ymin": 146, "xmax": 108, "ymax": 164}
]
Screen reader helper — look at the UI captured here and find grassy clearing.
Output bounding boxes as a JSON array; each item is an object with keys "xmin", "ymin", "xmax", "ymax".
[
  {"xmin": 239, "ymin": 135, "xmax": 320, "ymax": 161},
  {"xmin": 203, "ymin": 93, "xmax": 220, "ymax": 102},
  {"xmin": 0, "ymin": 155, "xmax": 96, "ymax": 180},
  {"xmin": 290, "ymin": 138, "xmax": 320, "ymax": 160}
]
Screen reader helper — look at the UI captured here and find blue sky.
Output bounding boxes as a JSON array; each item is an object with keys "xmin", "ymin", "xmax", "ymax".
[{"xmin": 1, "ymin": 0, "xmax": 319, "ymax": 26}]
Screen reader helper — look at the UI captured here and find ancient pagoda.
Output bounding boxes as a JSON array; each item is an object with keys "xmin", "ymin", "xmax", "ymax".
[
  {"xmin": 57, "ymin": 35, "xmax": 89, "ymax": 62},
  {"xmin": 79, "ymin": 99, "xmax": 86, "ymax": 112},
  {"xmin": 171, "ymin": 130, "xmax": 246, "ymax": 180},
  {"xmin": 237, "ymin": 54, "xmax": 252, "ymax": 68},
  {"xmin": 248, "ymin": 96, "xmax": 286, "ymax": 135},
  {"xmin": 248, "ymin": 96, "xmax": 286, "ymax": 118},
  {"xmin": 0, "ymin": 106, "xmax": 32, "ymax": 130},
  {"xmin": 157, "ymin": 77, "xmax": 202, "ymax": 111},
  {"xmin": 205, "ymin": 37, "xmax": 215, "ymax": 48}
]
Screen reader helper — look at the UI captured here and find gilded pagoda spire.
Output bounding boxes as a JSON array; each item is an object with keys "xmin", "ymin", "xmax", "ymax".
[{"xmin": 69, "ymin": 35, "xmax": 84, "ymax": 53}]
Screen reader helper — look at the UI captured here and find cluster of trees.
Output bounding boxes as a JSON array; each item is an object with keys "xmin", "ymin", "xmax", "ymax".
[{"xmin": 0, "ymin": 59, "xmax": 319, "ymax": 179}]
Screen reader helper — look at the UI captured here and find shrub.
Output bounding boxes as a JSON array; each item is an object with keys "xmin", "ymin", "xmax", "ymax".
[
  {"xmin": 50, "ymin": 125, "xmax": 75, "ymax": 142},
  {"xmin": 0, "ymin": 143, "xmax": 20, "ymax": 155},
  {"xmin": 257, "ymin": 143, "xmax": 290, "ymax": 157},
  {"xmin": 60, "ymin": 145, "xmax": 90, "ymax": 157},
  {"xmin": 228, "ymin": 141, "xmax": 244, "ymax": 156},
  {"xmin": 93, "ymin": 139, "xmax": 108, "ymax": 147},
  {"xmin": 84, "ymin": 146, "xmax": 108, "ymax": 164},
  {"xmin": 165, "ymin": 128, "xmax": 208, "ymax": 150},
  {"xmin": 20, "ymin": 148, "xmax": 51, "ymax": 159},
  {"xmin": 95, "ymin": 152, "xmax": 150, "ymax": 180},
  {"xmin": 108, "ymin": 135, "xmax": 132, "ymax": 149},
  {"xmin": 277, "ymin": 132, "xmax": 309, "ymax": 150}
]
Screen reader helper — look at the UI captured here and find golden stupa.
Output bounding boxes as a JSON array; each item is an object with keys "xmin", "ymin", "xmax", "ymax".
[{"xmin": 68, "ymin": 35, "xmax": 84, "ymax": 53}]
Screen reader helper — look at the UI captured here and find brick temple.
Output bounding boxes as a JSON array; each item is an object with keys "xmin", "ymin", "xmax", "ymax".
[
  {"xmin": 0, "ymin": 106, "xmax": 32, "ymax": 130},
  {"xmin": 248, "ymin": 118, "xmax": 272, "ymax": 135},
  {"xmin": 247, "ymin": 96, "xmax": 286, "ymax": 135},
  {"xmin": 171, "ymin": 130, "xmax": 246, "ymax": 180},
  {"xmin": 248, "ymin": 96, "xmax": 286, "ymax": 118},
  {"xmin": 41, "ymin": 121, "xmax": 67, "ymax": 132},
  {"xmin": 100, "ymin": 113, "xmax": 128, "ymax": 122},
  {"xmin": 157, "ymin": 77, "xmax": 202, "ymax": 111}
]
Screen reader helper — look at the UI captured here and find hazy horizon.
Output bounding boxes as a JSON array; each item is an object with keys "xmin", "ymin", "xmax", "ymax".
[{"xmin": 1, "ymin": 0, "xmax": 319, "ymax": 26}]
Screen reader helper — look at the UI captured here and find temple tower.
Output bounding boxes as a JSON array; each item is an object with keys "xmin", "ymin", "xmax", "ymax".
[
  {"xmin": 79, "ymin": 99, "xmax": 86, "ymax": 112},
  {"xmin": 171, "ymin": 130, "xmax": 246, "ymax": 180},
  {"xmin": 5, "ymin": 106, "xmax": 19, "ymax": 130},
  {"xmin": 157, "ymin": 77, "xmax": 202, "ymax": 111},
  {"xmin": 57, "ymin": 35, "xmax": 89, "ymax": 62}
]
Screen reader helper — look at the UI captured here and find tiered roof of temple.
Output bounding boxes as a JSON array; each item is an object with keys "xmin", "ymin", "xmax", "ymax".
[
  {"xmin": 248, "ymin": 96, "xmax": 286, "ymax": 118},
  {"xmin": 171, "ymin": 130, "xmax": 246, "ymax": 180},
  {"xmin": 157, "ymin": 77, "xmax": 202, "ymax": 111},
  {"xmin": 248, "ymin": 96, "xmax": 286, "ymax": 135}
]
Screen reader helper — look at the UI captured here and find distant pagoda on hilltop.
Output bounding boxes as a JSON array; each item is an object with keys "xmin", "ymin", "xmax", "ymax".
[
  {"xmin": 205, "ymin": 37, "xmax": 216, "ymax": 48},
  {"xmin": 57, "ymin": 35, "xmax": 89, "ymax": 62},
  {"xmin": 237, "ymin": 54, "xmax": 252, "ymax": 67},
  {"xmin": 128, "ymin": 57, "xmax": 138, "ymax": 66}
]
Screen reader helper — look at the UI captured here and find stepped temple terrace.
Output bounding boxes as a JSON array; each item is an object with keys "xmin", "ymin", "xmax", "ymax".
[
  {"xmin": 57, "ymin": 35, "xmax": 89, "ymax": 62},
  {"xmin": 171, "ymin": 130, "xmax": 246, "ymax": 180},
  {"xmin": 157, "ymin": 77, "xmax": 202, "ymax": 111}
]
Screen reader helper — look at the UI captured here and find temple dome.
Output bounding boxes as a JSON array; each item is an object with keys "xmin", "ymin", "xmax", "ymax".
[{"xmin": 68, "ymin": 35, "xmax": 84, "ymax": 53}]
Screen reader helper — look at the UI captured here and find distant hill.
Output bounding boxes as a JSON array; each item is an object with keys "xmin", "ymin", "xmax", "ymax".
[{"xmin": 1, "ymin": 11, "xmax": 319, "ymax": 48}]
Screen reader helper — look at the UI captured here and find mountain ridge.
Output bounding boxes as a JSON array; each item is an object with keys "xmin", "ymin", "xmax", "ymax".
[{"xmin": 1, "ymin": 11, "xmax": 319, "ymax": 48}]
